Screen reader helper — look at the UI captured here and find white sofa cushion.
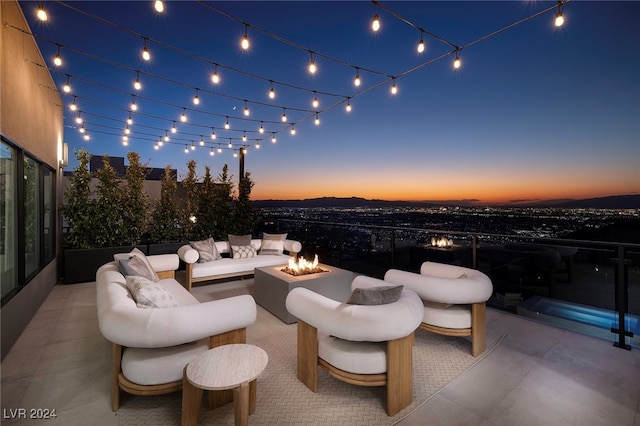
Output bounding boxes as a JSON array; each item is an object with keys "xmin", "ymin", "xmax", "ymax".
[
  {"xmin": 190, "ymin": 255, "xmax": 290, "ymax": 279},
  {"xmin": 423, "ymin": 301, "xmax": 472, "ymax": 329},
  {"xmin": 121, "ymin": 338, "xmax": 209, "ymax": 385},
  {"xmin": 318, "ymin": 333, "xmax": 387, "ymax": 375}
]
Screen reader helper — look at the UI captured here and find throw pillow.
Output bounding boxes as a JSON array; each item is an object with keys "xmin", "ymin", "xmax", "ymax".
[
  {"xmin": 118, "ymin": 256, "xmax": 157, "ymax": 282},
  {"xmin": 259, "ymin": 232, "xmax": 287, "ymax": 256},
  {"xmin": 346, "ymin": 285, "xmax": 404, "ymax": 305},
  {"xmin": 114, "ymin": 248, "xmax": 159, "ymax": 281},
  {"xmin": 190, "ymin": 237, "xmax": 222, "ymax": 263},
  {"xmin": 228, "ymin": 234, "xmax": 252, "ymax": 247},
  {"xmin": 231, "ymin": 244, "xmax": 257, "ymax": 259},
  {"xmin": 126, "ymin": 276, "xmax": 179, "ymax": 308}
]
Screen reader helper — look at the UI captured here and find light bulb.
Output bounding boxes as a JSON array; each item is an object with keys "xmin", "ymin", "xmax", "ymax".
[
  {"xmin": 184, "ymin": 146, "xmax": 189, "ymax": 153},
  {"xmin": 154, "ymin": 143, "xmax": 159, "ymax": 150},
  {"xmin": 453, "ymin": 55, "xmax": 461, "ymax": 69},
  {"xmin": 417, "ymin": 39, "xmax": 425, "ymax": 53},
  {"xmin": 193, "ymin": 94, "xmax": 200, "ymax": 105},
  {"xmin": 37, "ymin": 6, "xmax": 48, "ymax": 21},
  {"xmin": 312, "ymin": 96, "xmax": 319, "ymax": 108},
  {"xmin": 54, "ymin": 53, "xmax": 62, "ymax": 67},
  {"xmin": 256, "ymin": 142, "xmax": 260, "ymax": 149},
  {"xmin": 228, "ymin": 141, "xmax": 232, "ymax": 148},
  {"xmin": 63, "ymin": 80, "xmax": 71, "ymax": 93},
  {"xmin": 158, "ymin": 140, "xmax": 163, "ymax": 146},
  {"xmin": 315, "ymin": 115, "xmax": 320, "ymax": 126},
  {"xmin": 180, "ymin": 111, "xmax": 187, "ymax": 122},
  {"xmin": 345, "ymin": 101, "xmax": 352, "ymax": 112},
  {"xmin": 309, "ymin": 59, "xmax": 316, "ymax": 74},
  {"xmin": 211, "ymin": 130, "xmax": 216, "ymax": 139},
  {"xmin": 171, "ymin": 123, "xmax": 177, "ymax": 133},
  {"xmin": 555, "ymin": 12, "xmax": 564, "ymax": 27},
  {"xmin": 134, "ymin": 77, "xmax": 141, "ymax": 90},
  {"xmin": 199, "ymin": 138, "xmax": 204, "ymax": 146},
  {"xmin": 271, "ymin": 134, "xmax": 276, "ymax": 143},
  {"xmin": 124, "ymin": 127, "xmax": 130, "ymax": 135},
  {"xmin": 269, "ymin": 87, "xmax": 275, "ymax": 99},
  {"xmin": 259, "ymin": 123, "xmax": 264, "ymax": 134},
  {"xmin": 84, "ymin": 134, "xmax": 90, "ymax": 141},
  {"xmin": 69, "ymin": 99, "xmax": 77, "ymax": 111},
  {"xmin": 191, "ymin": 144, "xmax": 195, "ymax": 151},
  {"xmin": 290, "ymin": 127, "xmax": 296, "ymax": 135},
  {"xmin": 218, "ymin": 146, "xmax": 222, "ymax": 153},
  {"xmin": 354, "ymin": 73, "xmax": 361, "ymax": 87},
  {"xmin": 391, "ymin": 83, "xmax": 398, "ymax": 95},
  {"xmin": 242, "ymin": 133, "xmax": 247, "ymax": 142},
  {"xmin": 79, "ymin": 126, "xmax": 85, "ymax": 134},
  {"xmin": 224, "ymin": 118, "xmax": 230, "ymax": 129},
  {"xmin": 154, "ymin": 0, "xmax": 164, "ymax": 13},
  {"xmin": 210, "ymin": 149, "xmax": 214, "ymax": 156},
  {"xmin": 122, "ymin": 135, "xmax": 128, "ymax": 142},
  {"xmin": 281, "ymin": 110, "xmax": 287, "ymax": 122},
  {"xmin": 211, "ymin": 71, "xmax": 220, "ymax": 84},
  {"xmin": 142, "ymin": 46, "xmax": 150, "ymax": 61},
  {"xmin": 244, "ymin": 105, "xmax": 250, "ymax": 116},
  {"xmin": 234, "ymin": 151, "xmax": 238, "ymax": 158},
  {"xmin": 243, "ymin": 147, "xmax": 247, "ymax": 154},
  {"xmin": 131, "ymin": 99, "xmax": 138, "ymax": 111},
  {"xmin": 164, "ymin": 134, "xmax": 169, "ymax": 142},
  {"xmin": 127, "ymin": 116, "xmax": 133, "ymax": 125},
  {"xmin": 241, "ymin": 30, "xmax": 249, "ymax": 50},
  {"xmin": 372, "ymin": 13, "xmax": 380, "ymax": 32},
  {"xmin": 75, "ymin": 116, "xmax": 83, "ymax": 124}
]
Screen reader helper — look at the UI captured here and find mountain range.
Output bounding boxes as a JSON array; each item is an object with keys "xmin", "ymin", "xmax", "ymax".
[{"xmin": 253, "ymin": 195, "xmax": 640, "ymax": 209}]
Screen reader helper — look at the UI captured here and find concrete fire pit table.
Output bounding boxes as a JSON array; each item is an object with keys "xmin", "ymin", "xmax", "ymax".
[{"xmin": 254, "ymin": 264, "xmax": 354, "ymax": 323}]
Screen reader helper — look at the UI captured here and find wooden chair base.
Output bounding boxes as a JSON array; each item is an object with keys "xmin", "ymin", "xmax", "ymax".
[{"xmin": 420, "ymin": 302, "xmax": 486, "ymax": 357}]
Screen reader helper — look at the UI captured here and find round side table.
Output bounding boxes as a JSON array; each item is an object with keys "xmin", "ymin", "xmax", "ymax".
[{"xmin": 182, "ymin": 344, "xmax": 268, "ymax": 426}]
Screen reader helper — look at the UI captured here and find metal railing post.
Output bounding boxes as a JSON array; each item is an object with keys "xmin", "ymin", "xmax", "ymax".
[
  {"xmin": 612, "ymin": 245, "xmax": 632, "ymax": 350},
  {"xmin": 390, "ymin": 230, "xmax": 396, "ymax": 268}
]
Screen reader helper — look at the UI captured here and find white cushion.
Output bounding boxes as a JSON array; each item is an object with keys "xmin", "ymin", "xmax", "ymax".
[
  {"xmin": 231, "ymin": 244, "xmax": 257, "ymax": 259},
  {"xmin": 318, "ymin": 333, "xmax": 387, "ymax": 375},
  {"xmin": 191, "ymin": 255, "xmax": 290, "ymax": 279},
  {"xmin": 423, "ymin": 302, "xmax": 472, "ymax": 329},
  {"xmin": 121, "ymin": 338, "xmax": 209, "ymax": 385}
]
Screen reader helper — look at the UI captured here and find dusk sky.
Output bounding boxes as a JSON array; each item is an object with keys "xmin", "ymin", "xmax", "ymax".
[{"xmin": 21, "ymin": 1, "xmax": 640, "ymax": 204}]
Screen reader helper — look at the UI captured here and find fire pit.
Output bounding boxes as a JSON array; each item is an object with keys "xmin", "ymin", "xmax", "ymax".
[{"xmin": 281, "ymin": 254, "xmax": 327, "ymax": 276}]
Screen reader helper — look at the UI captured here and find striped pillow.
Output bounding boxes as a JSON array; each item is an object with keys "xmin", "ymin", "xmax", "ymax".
[{"xmin": 259, "ymin": 232, "xmax": 287, "ymax": 256}]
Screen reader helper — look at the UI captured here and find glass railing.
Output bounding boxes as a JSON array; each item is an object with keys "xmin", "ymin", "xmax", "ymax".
[{"xmin": 258, "ymin": 218, "xmax": 639, "ymax": 350}]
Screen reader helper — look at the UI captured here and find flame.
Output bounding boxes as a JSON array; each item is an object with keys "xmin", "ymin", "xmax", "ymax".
[
  {"xmin": 431, "ymin": 237, "xmax": 454, "ymax": 248},
  {"xmin": 283, "ymin": 254, "xmax": 325, "ymax": 276}
]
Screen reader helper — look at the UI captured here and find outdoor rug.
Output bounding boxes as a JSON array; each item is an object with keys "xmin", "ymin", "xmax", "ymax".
[{"xmin": 117, "ymin": 282, "xmax": 505, "ymax": 425}]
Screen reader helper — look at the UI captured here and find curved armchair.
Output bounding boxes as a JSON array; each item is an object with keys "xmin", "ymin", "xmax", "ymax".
[
  {"xmin": 96, "ymin": 257, "xmax": 257, "ymax": 410},
  {"xmin": 384, "ymin": 262, "xmax": 493, "ymax": 357},
  {"xmin": 285, "ymin": 275, "xmax": 423, "ymax": 416}
]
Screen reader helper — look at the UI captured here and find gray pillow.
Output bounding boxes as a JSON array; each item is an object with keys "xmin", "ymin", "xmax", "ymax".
[
  {"xmin": 118, "ymin": 256, "xmax": 156, "ymax": 282},
  {"xmin": 125, "ymin": 276, "xmax": 179, "ymax": 308},
  {"xmin": 190, "ymin": 237, "xmax": 222, "ymax": 263},
  {"xmin": 259, "ymin": 232, "xmax": 287, "ymax": 256},
  {"xmin": 346, "ymin": 285, "xmax": 404, "ymax": 305},
  {"xmin": 114, "ymin": 248, "xmax": 159, "ymax": 281}
]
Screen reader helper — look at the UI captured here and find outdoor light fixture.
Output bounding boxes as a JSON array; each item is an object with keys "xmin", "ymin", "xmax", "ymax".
[
  {"xmin": 453, "ymin": 51, "xmax": 461, "ymax": 69},
  {"xmin": 228, "ymin": 140, "xmax": 233, "ymax": 148},
  {"xmin": 308, "ymin": 52, "xmax": 317, "ymax": 74},
  {"xmin": 242, "ymin": 133, "xmax": 247, "ymax": 142},
  {"xmin": 164, "ymin": 133, "xmax": 169, "ymax": 142},
  {"xmin": 372, "ymin": 13, "xmax": 380, "ymax": 32},
  {"xmin": 269, "ymin": 85, "xmax": 276, "ymax": 99},
  {"xmin": 312, "ymin": 93, "xmax": 319, "ymax": 108},
  {"xmin": 555, "ymin": 1, "xmax": 565, "ymax": 27},
  {"xmin": 199, "ymin": 137, "xmax": 205, "ymax": 146},
  {"xmin": 218, "ymin": 145, "xmax": 222, "ymax": 153},
  {"xmin": 243, "ymin": 147, "xmax": 247, "ymax": 154},
  {"xmin": 417, "ymin": 37, "xmax": 425, "ymax": 53},
  {"xmin": 234, "ymin": 151, "xmax": 238, "ymax": 158},
  {"xmin": 190, "ymin": 143, "xmax": 195, "ymax": 151},
  {"xmin": 158, "ymin": 139, "xmax": 163, "ymax": 146},
  {"xmin": 290, "ymin": 126, "xmax": 296, "ymax": 135},
  {"xmin": 390, "ymin": 81, "xmax": 398, "ymax": 95},
  {"xmin": 142, "ymin": 38, "xmax": 151, "ymax": 61},
  {"xmin": 171, "ymin": 121, "xmax": 177, "ymax": 133},
  {"xmin": 127, "ymin": 116, "xmax": 133, "ymax": 125},
  {"xmin": 180, "ymin": 109, "xmax": 187, "ymax": 122},
  {"xmin": 79, "ymin": 125, "xmax": 85, "ymax": 133},
  {"xmin": 184, "ymin": 145, "xmax": 189, "ymax": 153},
  {"xmin": 211, "ymin": 66, "xmax": 220, "ymax": 84},
  {"xmin": 210, "ymin": 148, "xmax": 214, "ymax": 156},
  {"xmin": 211, "ymin": 129, "xmax": 217, "ymax": 139},
  {"xmin": 124, "ymin": 126, "xmax": 130, "ymax": 135},
  {"xmin": 63, "ymin": 76, "xmax": 71, "ymax": 93},
  {"xmin": 281, "ymin": 109, "xmax": 287, "ymax": 122},
  {"xmin": 154, "ymin": 0, "xmax": 164, "ymax": 13},
  {"xmin": 224, "ymin": 117, "xmax": 230, "ymax": 129},
  {"xmin": 75, "ymin": 114, "xmax": 83, "ymax": 124},
  {"xmin": 69, "ymin": 97, "xmax": 77, "ymax": 111},
  {"xmin": 271, "ymin": 133, "xmax": 277, "ymax": 143},
  {"xmin": 259, "ymin": 122, "xmax": 264, "ymax": 133},
  {"xmin": 53, "ymin": 45, "xmax": 62, "ymax": 66},
  {"xmin": 315, "ymin": 113, "xmax": 320, "ymax": 126},
  {"xmin": 37, "ymin": 6, "xmax": 48, "ymax": 21},
  {"xmin": 83, "ymin": 133, "xmax": 90, "ymax": 141},
  {"xmin": 134, "ymin": 71, "xmax": 142, "ymax": 90},
  {"xmin": 354, "ymin": 69, "xmax": 361, "ymax": 87},
  {"xmin": 345, "ymin": 99, "xmax": 352, "ymax": 112},
  {"xmin": 154, "ymin": 143, "xmax": 159, "ymax": 150},
  {"xmin": 122, "ymin": 135, "xmax": 128, "ymax": 142},
  {"xmin": 241, "ymin": 25, "xmax": 250, "ymax": 50},
  {"xmin": 244, "ymin": 101, "xmax": 250, "ymax": 116},
  {"xmin": 130, "ymin": 96, "xmax": 138, "ymax": 111},
  {"xmin": 193, "ymin": 90, "xmax": 200, "ymax": 105},
  {"xmin": 256, "ymin": 142, "xmax": 260, "ymax": 149}
]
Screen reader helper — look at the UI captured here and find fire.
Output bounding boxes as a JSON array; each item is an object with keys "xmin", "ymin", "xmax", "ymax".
[
  {"xmin": 282, "ymin": 254, "xmax": 326, "ymax": 276},
  {"xmin": 431, "ymin": 237, "xmax": 454, "ymax": 248}
]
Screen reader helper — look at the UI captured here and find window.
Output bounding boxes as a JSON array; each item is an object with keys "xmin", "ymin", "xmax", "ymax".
[{"xmin": 0, "ymin": 138, "xmax": 56, "ymax": 304}]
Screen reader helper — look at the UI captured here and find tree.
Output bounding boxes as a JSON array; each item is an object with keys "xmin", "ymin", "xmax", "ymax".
[
  {"xmin": 194, "ymin": 165, "xmax": 217, "ymax": 240},
  {"xmin": 121, "ymin": 152, "xmax": 149, "ymax": 245},
  {"xmin": 212, "ymin": 164, "xmax": 233, "ymax": 240},
  {"xmin": 232, "ymin": 172, "xmax": 260, "ymax": 235},
  {"xmin": 62, "ymin": 148, "xmax": 95, "ymax": 249},
  {"xmin": 181, "ymin": 159, "xmax": 199, "ymax": 241},
  {"xmin": 150, "ymin": 165, "xmax": 182, "ymax": 243},
  {"xmin": 94, "ymin": 155, "xmax": 124, "ymax": 247}
]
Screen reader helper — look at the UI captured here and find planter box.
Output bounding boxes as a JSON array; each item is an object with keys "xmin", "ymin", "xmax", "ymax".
[{"xmin": 63, "ymin": 245, "xmax": 147, "ymax": 284}]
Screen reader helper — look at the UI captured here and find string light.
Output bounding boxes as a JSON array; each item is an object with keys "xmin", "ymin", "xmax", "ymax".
[
  {"xmin": 127, "ymin": 115, "xmax": 133, "ymax": 125},
  {"xmin": 281, "ymin": 109, "xmax": 287, "ymax": 122},
  {"xmin": 233, "ymin": 151, "xmax": 238, "ymax": 158},
  {"xmin": 259, "ymin": 122, "xmax": 264, "ymax": 133},
  {"xmin": 417, "ymin": 35, "xmax": 425, "ymax": 53},
  {"xmin": 315, "ymin": 113, "xmax": 320, "ymax": 126},
  {"xmin": 211, "ymin": 66, "xmax": 220, "ymax": 84},
  {"xmin": 124, "ymin": 126, "xmax": 130, "ymax": 135},
  {"xmin": 158, "ymin": 139, "xmax": 163, "ymax": 146},
  {"xmin": 372, "ymin": 13, "xmax": 380, "ymax": 32},
  {"xmin": 269, "ymin": 84, "xmax": 276, "ymax": 99},
  {"xmin": 199, "ymin": 137, "xmax": 205, "ymax": 146},
  {"xmin": 354, "ymin": 68, "xmax": 361, "ymax": 87},
  {"xmin": 210, "ymin": 148, "xmax": 214, "ymax": 156},
  {"xmin": 37, "ymin": 6, "xmax": 48, "ymax": 21},
  {"xmin": 312, "ymin": 92, "xmax": 319, "ymax": 108},
  {"xmin": 243, "ymin": 101, "xmax": 250, "ymax": 116},
  {"xmin": 154, "ymin": 0, "xmax": 164, "ymax": 13},
  {"xmin": 154, "ymin": 143, "xmax": 159, "ymax": 150},
  {"xmin": 164, "ymin": 133, "xmax": 169, "ymax": 142},
  {"xmin": 290, "ymin": 126, "xmax": 296, "ymax": 135},
  {"xmin": 75, "ymin": 113, "xmax": 83, "ymax": 124},
  {"xmin": 53, "ymin": 45, "xmax": 62, "ymax": 66},
  {"xmin": 345, "ymin": 99, "xmax": 352, "ymax": 112},
  {"xmin": 141, "ymin": 38, "xmax": 151, "ymax": 61},
  {"xmin": 390, "ymin": 80, "xmax": 398, "ymax": 95},
  {"xmin": 171, "ymin": 121, "xmax": 177, "ymax": 133},
  {"xmin": 453, "ymin": 51, "xmax": 461, "ymax": 69},
  {"xmin": 228, "ymin": 139, "xmax": 233, "ymax": 148},
  {"xmin": 184, "ymin": 145, "xmax": 189, "ymax": 153},
  {"xmin": 243, "ymin": 147, "xmax": 247, "ymax": 154},
  {"xmin": 69, "ymin": 96, "xmax": 78, "ymax": 111},
  {"xmin": 224, "ymin": 117, "xmax": 230, "ymax": 129},
  {"xmin": 256, "ymin": 141, "xmax": 260, "ymax": 149},
  {"xmin": 84, "ymin": 133, "xmax": 91, "ymax": 141},
  {"xmin": 193, "ymin": 90, "xmax": 200, "ymax": 105},
  {"xmin": 211, "ymin": 128, "xmax": 217, "ymax": 139},
  {"xmin": 63, "ymin": 75, "xmax": 71, "ymax": 93},
  {"xmin": 130, "ymin": 95, "xmax": 138, "ymax": 111},
  {"xmin": 180, "ymin": 109, "xmax": 187, "ymax": 122},
  {"xmin": 133, "ymin": 71, "xmax": 142, "ymax": 90},
  {"xmin": 191, "ymin": 142, "xmax": 195, "ymax": 151},
  {"xmin": 217, "ymin": 145, "xmax": 222, "ymax": 153},
  {"xmin": 308, "ymin": 52, "xmax": 317, "ymax": 74},
  {"xmin": 78, "ymin": 124, "xmax": 85, "ymax": 133},
  {"xmin": 241, "ymin": 24, "xmax": 250, "ymax": 50},
  {"xmin": 242, "ymin": 133, "xmax": 247, "ymax": 142},
  {"xmin": 271, "ymin": 133, "xmax": 277, "ymax": 143},
  {"xmin": 555, "ymin": 1, "xmax": 565, "ymax": 27}
]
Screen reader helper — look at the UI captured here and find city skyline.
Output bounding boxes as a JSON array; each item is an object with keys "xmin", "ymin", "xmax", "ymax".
[{"xmin": 21, "ymin": 1, "xmax": 640, "ymax": 204}]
